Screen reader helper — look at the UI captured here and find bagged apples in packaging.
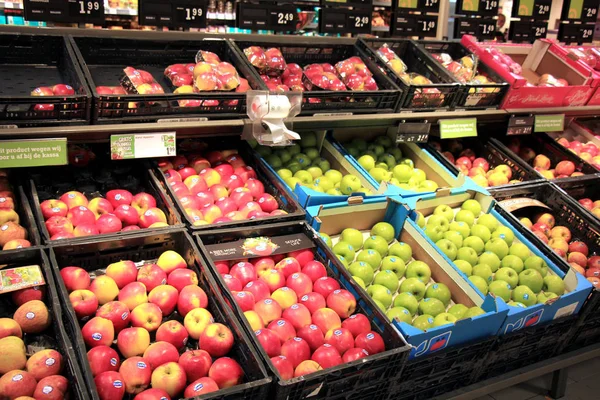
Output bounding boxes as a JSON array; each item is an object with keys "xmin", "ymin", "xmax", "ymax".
[
  {"xmin": 303, "ymin": 63, "xmax": 346, "ymax": 91},
  {"xmin": 376, "ymin": 44, "xmax": 408, "ymax": 75},
  {"xmin": 335, "ymin": 56, "xmax": 378, "ymax": 91},
  {"xmin": 244, "ymin": 46, "xmax": 267, "ymax": 70},
  {"xmin": 121, "ymin": 67, "xmax": 165, "ymax": 94},
  {"xmin": 195, "ymin": 50, "xmax": 222, "ymax": 65},
  {"xmin": 192, "ymin": 61, "xmax": 241, "ymax": 91}
]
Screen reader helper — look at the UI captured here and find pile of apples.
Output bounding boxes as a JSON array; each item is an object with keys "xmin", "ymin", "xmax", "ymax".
[
  {"xmin": 0, "ymin": 171, "xmax": 30, "ymax": 250},
  {"xmin": 518, "ymin": 212, "xmax": 598, "ymax": 287},
  {"xmin": 554, "ymin": 136, "xmax": 600, "ymax": 170},
  {"xmin": 122, "ymin": 67, "xmax": 164, "ymax": 95},
  {"xmin": 30, "ymin": 84, "xmax": 75, "ymax": 111},
  {"xmin": 578, "ymin": 197, "xmax": 600, "ymax": 219},
  {"xmin": 481, "ymin": 47, "xmax": 522, "ymax": 75},
  {"xmin": 422, "ymin": 200, "xmax": 566, "ymax": 307},
  {"xmin": 429, "ymin": 139, "xmax": 520, "ymax": 187},
  {"xmin": 567, "ymin": 47, "xmax": 600, "ymax": 70},
  {"xmin": 259, "ymin": 132, "xmax": 369, "ymax": 196},
  {"xmin": 507, "ymin": 137, "xmax": 584, "ymax": 179},
  {"xmin": 216, "ymin": 250, "xmax": 388, "ymax": 377},
  {"xmin": 345, "ymin": 134, "xmax": 439, "ymax": 192},
  {"xmin": 62, "ymin": 250, "xmax": 245, "ymax": 400},
  {"xmin": 329, "ymin": 221, "xmax": 485, "ymax": 330},
  {"xmin": 158, "ymin": 145, "xmax": 287, "ymax": 226},
  {"xmin": 431, "ymin": 52, "xmax": 498, "ymax": 88},
  {"xmin": 40, "ymin": 190, "xmax": 167, "ymax": 240},
  {"xmin": 0, "ymin": 284, "xmax": 71, "ymax": 399}
]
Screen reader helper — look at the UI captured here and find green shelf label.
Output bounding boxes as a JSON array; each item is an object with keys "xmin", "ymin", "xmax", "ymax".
[
  {"xmin": 0, "ymin": 138, "xmax": 67, "ymax": 168},
  {"xmin": 534, "ymin": 114, "xmax": 564, "ymax": 132},
  {"xmin": 111, "ymin": 132, "xmax": 176, "ymax": 160},
  {"xmin": 439, "ymin": 118, "xmax": 478, "ymax": 139}
]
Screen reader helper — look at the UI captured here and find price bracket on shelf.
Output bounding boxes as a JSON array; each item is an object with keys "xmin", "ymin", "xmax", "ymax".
[
  {"xmin": 509, "ymin": 20, "xmax": 548, "ymax": 41},
  {"xmin": 237, "ymin": 3, "xmax": 298, "ymax": 31},
  {"xmin": 454, "ymin": 17, "xmax": 497, "ymax": 39},
  {"xmin": 392, "ymin": 13, "xmax": 437, "ymax": 37},
  {"xmin": 110, "ymin": 133, "xmax": 176, "ymax": 160},
  {"xmin": 507, "ymin": 116, "xmax": 534, "ymax": 135},
  {"xmin": 139, "ymin": 0, "xmax": 208, "ymax": 28},
  {"xmin": 394, "ymin": 0, "xmax": 440, "ymax": 14},
  {"xmin": 395, "ymin": 122, "xmax": 431, "ymax": 143},
  {"xmin": 512, "ymin": 0, "xmax": 552, "ymax": 19},
  {"xmin": 558, "ymin": 22, "xmax": 596, "ymax": 43},
  {"xmin": 320, "ymin": 7, "xmax": 372, "ymax": 34},
  {"xmin": 455, "ymin": 0, "xmax": 499, "ymax": 16},
  {"xmin": 23, "ymin": 0, "xmax": 105, "ymax": 24},
  {"xmin": 438, "ymin": 118, "xmax": 477, "ymax": 139},
  {"xmin": 0, "ymin": 138, "xmax": 67, "ymax": 168},
  {"xmin": 561, "ymin": 0, "xmax": 598, "ymax": 22},
  {"xmin": 534, "ymin": 114, "xmax": 564, "ymax": 132}
]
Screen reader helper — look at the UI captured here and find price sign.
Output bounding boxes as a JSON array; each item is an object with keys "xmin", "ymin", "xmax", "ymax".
[
  {"xmin": 512, "ymin": 0, "xmax": 552, "ymax": 19},
  {"xmin": 561, "ymin": 0, "xmax": 599, "ymax": 22},
  {"xmin": 24, "ymin": 0, "xmax": 105, "ymax": 24},
  {"xmin": 456, "ymin": 0, "xmax": 499, "ymax": 16},
  {"xmin": 558, "ymin": 22, "xmax": 595, "ymax": 43},
  {"xmin": 395, "ymin": 0, "xmax": 440, "ymax": 13},
  {"xmin": 320, "ymin": 7, "xmax": 372, "ymax": 34},
  {"xmin": 507, "ymin": 116, "xmax": 534, "ymax": 135},
  {"xmin": 392, "ymin": 13, "xmax": 437, "ymax": 37},
  {"xmin": 454, "ymin": 17, "xmax": 497, "ymax": 39},
  {"xmin": 238, "ymin": 3, "xmax": 297, "ymax": 31},
  {"xmin": 110, "ymin": 133, "xmax": 176, "ymax": 160},
  {"xmin": 396, "ymin": 123, "xmax": 430, "ymax": 143},
  {"xmin": 139, "ymin": 0, "xmax": 208, "ymax": 28},
  {"xmin": 509, "ymin": 20, "xmax": 548, "ymax": 42}
]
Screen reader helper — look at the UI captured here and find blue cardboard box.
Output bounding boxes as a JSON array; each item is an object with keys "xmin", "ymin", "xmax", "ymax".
[
  {"xmin": 307, "ymin": 196, "xmax": 508, "ymax": 359},
  {"xmin": 403, "ymin": 188, "xmax": 593, "ymax": 335}
]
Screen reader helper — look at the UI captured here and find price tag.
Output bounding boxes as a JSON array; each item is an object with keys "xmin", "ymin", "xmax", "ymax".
[
  {"xmin": 110, "ymin": 133, "xmax": 176, "ymax": 160},
  {"xmin": 454, "ymin": 17, "xmax": 497, "ymax": 39},
  {"xmin": 24, "ymin": 0, "xmax": 105, "ymax": 24},
  {"xmin": 509, "ymin": 20, "xmax": 548, "ymax": 42},
  {"xmin": 396, "ymin": 122, "xmax": 430, "ymax": 143},
  {"xmin": 512, "ymin": 0, "xmax": 552, "ymax": 18},
  {"xmin": 507, "ymin": 116, "xmax": 534, "ymax": 135},
  {"xmin": 0, "ymin": 138, "xmax": 67, "ymax": 168},
  {"xmin": 558, "ymin": 22, "xmax": 595, "ymax": 43},
  {"xmin": 139, "ymin": 0, "xmax": 208, "ymax": 28},
  {"xmin": 392, "ymin": 14, "xmax": 437, "ymax": 37},
  {"xmin": 456, "ymin": 0, "xmax": 499, "ymax": 15},
  {"xmin": 395, "ymin": 0, "xmax": 440, "ymax": 13},
  {"xmin": 237, "ymin": 3, "xmax": 297, "ymax": 31},
  {"xmin": 534, "ymin": 114, "xmax": 564, "ymax": 132},
  {"xmin": 320, "ymin": 7, "xmax": 372, "ymax": 34},
  {"xmin": 438, "ymin": 118, "xmax": 477, "ymax": 139},
  {"xmin": 561, "ymin": 0, "xmax": 598, "ymax": 22}
]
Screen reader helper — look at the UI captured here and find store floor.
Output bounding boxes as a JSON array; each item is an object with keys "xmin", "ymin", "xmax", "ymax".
[{"xmin": 475, "ymin": 357, "xmax": 600, "ymax": 400}]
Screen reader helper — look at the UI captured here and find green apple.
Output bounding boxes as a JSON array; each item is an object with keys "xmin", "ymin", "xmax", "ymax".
[
  {"xmin": 341, "ymin": 228, "xmax": 364, "ymax": 250},
  {"xmin": 436, "ymin": 239, "xmax": 458, "ymax": 261},
  {"xmin": 277, "ymin": 168, "xmax": 293, "ymax": 179},
  {"xmin": 454, "ymin": 260, "xmax": 473, "ymax": 276},
  {"xmin": 256, "ymin": 145, "xmax": 272, "ymax": 157},
  {"xmin": 524, "ymin": 256, "xmax": 548, "ymax": 277},
  {"xmin": 371, "ymin": 222, "xmax": 396, "ymax": 243},
  {"xmin": 369, "ymin": 166, "xmax": 390, "ymax": 182},
  {"xmin": 471, "ymin": 224, "xmax": 492, "ymax": 243},
  {"xmin": 284, "ymin": 177, "xmax": 302, "ymax": 189},
  {"xmin": 400, "ymin": 278, "xmax": 427, "ymax": 300},
  {"xmin": 353, "ymin": 276, "xmax": 366, "ymax": 289},
  {"xmin": 512, "ymin": 285, "xmax": 537, "ymax": 306},
  {"xmin": 419, "ymin": 180, "xmax": 439, "ymax": 192},
  {"xmin": 469, "ymin": 275, "xmax": 489, "ymax": 295},
  {"xmin": 310, "ymin": 185, "xmax": 325, "ymax": 193},
  {"xmin": 314, "ymin": 176, "xmax": 334, "ymax": 191},
  {"xmin": 293, "ymin": 153, "xmax": 311, "ymax": 167},
  {"xmin": 537, "ymin": 292, "xmax": 559, "ymax": 304},
  {"xmin": 434, "ymin": 205, "xmax": 455, "ymax": 223},
  {"xmin": 501, "ymin": 255, "xmax": 524, "ymax": 274},
  {"xmin": 374, "ymin": 270, "xmax": 399, "ymax": 292},
  {"xmin": 375, "ymin": 135, "xmax": 393, "ymax": 148},
  {"xmin": 509, "ymin": 243, "xmax": 531, "ymax": 261},
  {"xmin": 333, "ymin": 241, "xmax": 356, "ymax": 261},
  {"xmin": 463, "ymin": 236, "xmax": 485, "ymax": 255},
  {"xmin": 304, "ymin": 147, "xmax": 320, "ymax": 160},
  {"xmin": 426, "ymin": 215, "xmax": 450, "ymax": 232},
  {"xmin": 266, "ymin": 154, "xmax": 283, "ymax": 168},
  {"xmin": 394, "ymin": 292, "xmax": 419, "ymax": 315},
  {"xmin": 357, "ymin": 155, "xmax": 376, "ymax": 171},
  {"xmin": 406, "ymin": 261, "xmax": 432, "ymax": 283},
  {"xmin": 390, "ymin": 177, "xmax": 401, "ymax": 186},
  {"xmin": 418, "ymin": 297, "xmax": 446, "ymax": 317},
  {"xmin": 519, "ymin": 269, "xmax": 544, "ymax": 293},
  {"xmin": 389, "ymin": 242, "xmax": 412, "ymax": 263},
  {"xmin": 300, "ymin": 132, "xmax": 318, "ymax": 148},
  {"xmin": 456, "ymin": 247, "xmax": 479, "ymax": 266},
  {"xmin": 387, "ymin": 307, "xmax": 412, "ymax": 324},
  {"xmin": 477, "ymin": 214, "xmax": 499, "ymax": 232},
  {"xmin": 392, "ymin": 164, "xmax": 413, "ymax": 183},
  {"xmin": 337, "ymin": 255, "xmax": 349, "ymax": 268},
  {"xmin": 508, "ymin": 301, "xmax": 527, "ymax": 308},
  {"xmin": 277, "ymin": 149, "xmax": 292, "ymax": 164},
  {"xmin": 433, "ymin": 313, "xmax": 458, "ymax": 328},
  {"xmin": 416, "ymin": 212, "xmax": 426, "ymax": 228},
  {"xmin": 350, "ymin": 138, "xmax": 368, "ymax": 151},
  {"xmin": 326, "ymin": 188, "xmax": 342, "ymax": 195},
  {"xmin": 287, "ymin": 144, "xmax": 302, "ymax": 155},
  {"xmin": 373, "ymin": 299, "xmax": 386, "ymax": 311},
  {"xmin": 425, "ymin": 282, "xmax": 452, "ymax": 306},
  {"xmin": 312, "ymin": 157, "xmax": 331, "ymax": 173},
  {"xmin": 399, "ymin": 158, "xmax": 415, "ymax": 168},
  {"xmin": 381, "ymin": 256, "xmax": 406, "ymax": 278},
  {"xmin": 455, "ymin": 210, "xmax": 476, "ymax": 226},
  {"xmin": 412, "ymin": 315, "xmax": 434, "ymax": 331},
  {"xmin": 307, "ymin": 166, "xmax": 324, "ymax": 179},
  {"xmin": 412, "ymin": 168, "xmax": 427, "ymax": 183},
  {"xmin": 325, "ymin": 169, "xmax": 343, "ymax": 184},
  {"xmin": 484, "ymin": 238, "xmax": 509, "ymax": 259},
  {"xmin": 319, "ymin": 233, "xmax": 332, "ymax": 247},
  {"xmin": 286, "ymin": 162, "xmax": 303, "ymax": 174},
  {"xmin": 294, "ymin": 170, "xmax": 313, "ymax": 185},
  {"xmin": 378, "ymin": 153, "xmax": 397, "ymax": 170},
  {"xmin": 479, "ymin": 252, "xmax": 501, "ymax": 273},
  {"xmin": 340, "ymin": 174, "xmax": 362, "ymax": 195},
  {"xmin": 448, "ymin": 304, "xmax": 469, "ymax": 319},
  {"xmin": 489, "ymin": 280, "xmax": 512, "ymax": 302},
  {"xmin": 424, "ymin": 225, "xmax": 445, "ymax": 242},
  {"xmin": 363, "ymin": 235, "xmax": 389, "ymax": 257},
  {"xmin": 463, "ymin": 306, "xmax": 486, "ymax": 319},
  {"xmin": 461, "ymin": 199, "xmax": 482, "ymax": 216},
  {"xmin": 443, "ymin": 231, "xmax": 464, "ymax": 249},
  {"xmin": 495, "ymin": 267, "xmax": 519, "ymax": 288},
  {"xmin": 376, "ymin": 162, "xmax": 389, "ymax": 171},
  {"xmin": 449, "ymin": 221, "xmax": 471, "ymax": 239},
  {"xmin": 346, "ymin": 147, "xmax": 360, "ymax": 158},
  {"xmin": 367, "ymin": 284, "xmax": 393, "ymax": 309},
  {"xmin": 349, "ymin": 261, "xmax": 374, "ymax": 285},
  {"xmin": 367, "ymin": 144, "xmax": 385, "ymax": 157},
  {"xmin": 543, "ymin": 275, "xmax": 565, "ymax": 296},
  {"xmin": 472, "ymin": 264, "xmax": 493, "ymax": 283},
  {"xmin": 388, "ymin": 147, "xmax": 403, "ymax": 161},
  {"xmin": 491, "ymin": 226, "xmax": 515, "ymax": 246}
]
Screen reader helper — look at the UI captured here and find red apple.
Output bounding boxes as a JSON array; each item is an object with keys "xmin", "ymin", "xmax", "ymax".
[
  {"xmin": 183, "ymin": 377, "xmax": 219, "ymax": 398},
  {"xmin": 230, "ymin": 262, "xmax": 257, "ymax": 287},
  {"xmin": 139, "ymin": 208, "xmax": 167, "ymax": 229},
  {"xmin": 299, "ymin": 292, "xmax": 327, "ymax": 314},
  {"xmin": 569, "ymin": 241, "xmax": 589, "ymax": 256},
  {"xmin": 106, "ymin": 260, "xmax": 138, "ymax": 289},
  {"xmin": 327, "ymin": 289, "xmax": 356, "ymax": 319},
  {"xmin": 88, "ymin": 197, "xmax": 115, "ymax": 219},
  {"xmin": 88, "ymin": 345, "xmax": 121, "ymax": 376},
  {"xmin": 137, "ymin": 264, "xmax": 167, "ymax": 292},
  {"xmin": 244, "ymin": 279, "xmax": 271, "ymax": 302},
  {"xmin": 133, "ymin": 388, "xmax": 172, "ymax": 400},
  {"xmin": 11, "ymin": 286, "xmax": 46, "ymax": 306},
  {"xmin": 179, "ymin": 350, "xmax": 212, "ymax": 383},
  {"xmin": 270, "ymin": 355, "xmax": 294, "ymax": 380},
  {"xmin": 296, "ymin": 324, "xmax": 325, "ymax": 352},
  {"xmin": 96, "ymin": 301, "xmax": 130, "ymax": 333},
  {"xmin": 120, "ymin": 356, "xmax": 152, "ymax": 394},
  {"xmin": 341, "ymin": 313, "xmax": 371, "ymax": 338},
  {"xmin": 199, "ymin": 322, "xmax": 234, "ymax": 357},
  {"xmin": 209, "ymin": 357, "xmax": 244, "ymax": 389},
  {"xmin": 96, "ymin": 213, "xmax": 123, "ymax": 234},
  {"xmin": 143, "ymin": 341, "xmax": 180, "ymax": 370},
  {"xmin": 114, "ymin": 205, "xmax": 140, "ymax": 226},
  {"xmin": 177, "ymin": 285, "xmax": 208, "ymax": 317},
  {"xmin": 282, "ymin": 303, "xmax": 312, "ymax": 330},
  {"xmin": 156, "ymin": 320, "xmax": 189, "ymax": 350},
  {"xmin": 311, "ymin": 343, "xmax": 343, "ymax": 369},
  {"xmin": 148, "ymin": 285, "xmax": 179, "ymax": 315},
  {"xmin": 232, "ymin": 290, "xmax": 256, "ymax": 312},
  {"xmin": 302, "ymin": 261, "xmax": 327, "ymax": 282},
  {"xmin": 132, "ymin": 193, "xmax": 158, "ymax": 216},
  {"xmin": 60, "ymin": 191, "xmax": 88, "ymax": 209},
  {"xmin": 268, "ymin": 318, "xmax": 297, "ymax": 343},
  {"xmin": 69, "ymin": 289, "xmax": 99, "ymax": 319},
  {"xmin": 94, "ymin": 371, "xmax": 125, "ymax": 400},
  {"xmin": 343, "ymin": 348, "xmax": 370, "ymax": 362},
  {"xmin": 82, "ymin": 316, "xmax": 115, "ymax": 348},
  {"xmin": 355, "ymin": 331, "xmax": 385, "ymax": 355},
  {"xmin": 222, "ymin": 274, "xmax": 243, "ymax": 291},
  {"xmin": 325, "ymin": 327, "xmax": 355, "ymax": 354},
  {"xmin": 313, "ymin": 277, "xmax": 341, "ymax": 299},
  {"xmin": 46, "ymin": 216, "xmax": 74, "ymax": 237},
  {"xmin": 281, "ymin": 337, "xmax": 311, "ymax": 368},
  {"xmin": 40, "ymin": 199, "xmax": 68, "ymax": 219},
  {"xmin": 275, "ymin": 257, "xmax": 302, "ymax": 278},
  {"xmin": 255, "ymin": 328, "xmax": 281, "ymax": 357},
  {"xmin": 106, "ymin": 190, "xmax": 133, "ymax": 209},
  {"xmin": 60, "ymin": 266, "xmax": 91, "ymax": 291},
  {"xmin": 167, "ymin": 269, "xmax": 198, "ymax": 292}
]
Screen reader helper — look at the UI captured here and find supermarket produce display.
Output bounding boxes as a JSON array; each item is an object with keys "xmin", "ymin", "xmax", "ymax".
[{"xmin": 6, "ymin": 23, "xmax": 600, "ymax": 400}]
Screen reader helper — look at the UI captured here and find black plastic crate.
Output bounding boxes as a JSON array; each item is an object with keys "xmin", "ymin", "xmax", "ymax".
[
  {"xmin": 474, "ymin": 315, "xmax": 577, "ymax": 381},
  {"xmin": 565, "ymin": 303, "xmax": 600, "ymax": 352},
  {"xmin": 0, "ymin": 33, "xmax": 91, "ymax": 127},
  {"xmin": 229, "ymin": 38, "xmax": 402, "ymax": 115},
  {"xmin": 49, "ymin": 229, "xmax": 272, "ymax": 400},
  {"xmin": 389, "ymin": 336, "xmax": 496, "ymax": 400},
  {"xmin": 424, "ymin": 136, "xmax": 543, "ymax": 190},
  {"xmin": 0, "ymin": 248, "xmax": 89, "ymax": 400},
  {"xmin": 358, "ymin": 38, "xmax": 461, "ymax": 111},
  {"xmin": 195, "ymin": 221, "xmax": 411, "ymax": 400},
  {"xmin": 69, "ymin": 35, "xmax": 263, "ymax": 124},
  {"xmin": 28, "ymin": 155, "xmax": 183, "ymax": 244},
  {"xmin": 417, "ymin": 40, "xmax": 509, "ymax": 110},
  {"xmin": 554, "ymin": 174, "xmax": 600, "ymax": 224},
  {"xmin": 154, "ymin": 138, "xmax": 305, "ymax": 231}
]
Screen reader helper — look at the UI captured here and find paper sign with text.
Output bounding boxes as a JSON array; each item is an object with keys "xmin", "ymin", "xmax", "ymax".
[
  {"xmin": 439, "ymin": 118, "xmax": 478, "ymax": 139},
  {"xmin": 111, "ymin": 132, "xmax": 176, "ymax": 160},
  {"xmin": 534, "ymin": 115, "xmax": 564, "ymax": 132},
  {"xmin": 0, "ymin": 138, "xmax": 67, "ymax": 168}
]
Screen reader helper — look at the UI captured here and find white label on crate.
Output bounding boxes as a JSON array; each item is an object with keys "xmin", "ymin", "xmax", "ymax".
[
  {"xmin": 306, "ymin": 382, "xmax": 324, "ymax": 397},
  {"xmin": 554, "ymin": 302, "xmax": 578, "ymax": 320}
]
